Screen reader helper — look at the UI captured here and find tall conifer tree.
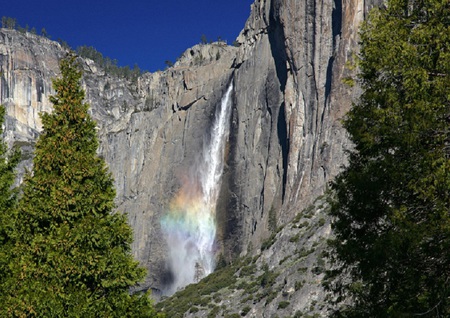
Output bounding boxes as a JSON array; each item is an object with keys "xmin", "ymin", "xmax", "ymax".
[
  {"xmin": 328, "ymin": 0, "xmax": 450, "ymax": 317},
  {"xmin": 1, "ymin": 55, "xmax": 159, "ymax": 317},
  {"xmin": 0, "ymin": 105, "xmax": 20, "ymax": 290}
]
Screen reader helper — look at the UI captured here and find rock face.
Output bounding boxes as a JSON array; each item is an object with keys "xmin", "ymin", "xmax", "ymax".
[
  {"xmin": 0, "ymin": 0, "xmax": 382, "ymax": 295},
  {"xmin": 219, "ymin": 0, "xmax": 382, "ymax": 260},
  {"xmin": 157, "ymin": 197, "xmax": 335, "ymax": 317}
]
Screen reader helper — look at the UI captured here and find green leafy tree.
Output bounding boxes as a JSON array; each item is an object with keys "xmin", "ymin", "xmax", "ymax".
[
  {"xmin": 327, "ymin": 0, "xmax": 450, "ymax": 317},
  {"xmin": 0, "ymin": 105, "xmax": 20, "ymax": 290},
  {"xmin": 0, "ymin": 55, "xmax": 160, "ymax": 317}
]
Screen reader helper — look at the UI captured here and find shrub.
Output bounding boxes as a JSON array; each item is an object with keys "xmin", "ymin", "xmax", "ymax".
[
  {"xmin": 278, "ymin": 301, "xmax": 290, "ymax": 309},
  {"xmin": 241, "ymin": 306, "xmax": 251, "ymax": 316}
]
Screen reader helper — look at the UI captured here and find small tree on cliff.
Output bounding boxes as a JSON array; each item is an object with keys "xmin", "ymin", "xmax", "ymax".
[
  {"xmin": 1, "ymin": 55, "xmax": 159, "ymax": 317},
  {"xmin": 328, "ymin": 0, "xmax": 450, "ymax": 317},
  {"xmin": 1, "ymin": 16, "xmax": 16, "ymax": 30},
  {"xmin": 0, "ymin": 105, "xmax": 20, "ymax": 290}
]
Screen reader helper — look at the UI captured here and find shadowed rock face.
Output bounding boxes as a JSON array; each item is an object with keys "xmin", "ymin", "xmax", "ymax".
[
  {"xmin": 220, "ymin": 0, "xmax": 383, "ymax": 261},
  {"xmin": 0, "ymin": 0, "xmax": 381, "ymax": 293}
]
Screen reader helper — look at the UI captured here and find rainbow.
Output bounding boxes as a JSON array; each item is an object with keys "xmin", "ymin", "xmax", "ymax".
[{"xmin": 161, "ymin": 83, "xmax": 233, "ymax": 294}]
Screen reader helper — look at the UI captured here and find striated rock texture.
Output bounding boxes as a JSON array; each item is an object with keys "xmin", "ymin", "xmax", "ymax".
[
  {"xmin": 0, "ymin": 0, "xmax": 382, "ymax": 296},
  {"xmin": 219, "ymin": 0, "xmax": 383, "ymax": 259},
  {"xmin": 157, "ymin": 197, "xmax": 335, "ymax": 317}
]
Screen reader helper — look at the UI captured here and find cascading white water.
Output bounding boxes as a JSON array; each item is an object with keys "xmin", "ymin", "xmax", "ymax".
[{"xmin": 160, "ymin": 83, "xmax": 233, "ymax": 294}]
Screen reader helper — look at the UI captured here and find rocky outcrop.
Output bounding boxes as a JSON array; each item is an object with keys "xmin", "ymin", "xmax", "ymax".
[
  {"xmin": 0, "ymin": 0, "xmax": 382, "ymax": 297},
  {"xmin": 220, "ymin": 0, "xmax": 383, "ymax": 260},
  {"xmin": 157, "ymin": 197, "xmax": 334, "ymax": 317},
  {"xmin": 0, "ymin": 30, "xmax": 237, "ymax": 291}
]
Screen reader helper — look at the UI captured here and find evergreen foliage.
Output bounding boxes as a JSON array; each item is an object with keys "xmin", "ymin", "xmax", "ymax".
[
  {"xmin": 0, "ymin": 55, "xmax": 160, "ymax": 317},
  {"xmin": 76, "ymin": 45, "xmax": 143, "ymax": 80},
  {"xmin": 0, "ymin": 105, "xmax": 20, "ymax": 292},
  {"xmin": 1, "ymin": 16, "xmax": 16, "ymax": 29},
  {"xmin": 1, "ymin": 16, "xmax": 50, "ymax": 39},
  {"xmin": 1, "ymin": 18, "xmax": 143, "ymax": 78},
  {"xmin": 328, "ymin": 0, "xmax": 450, "ymax": 317},
  {"xmin": 40, "ymin": 28, "xmax": 48, "ymax": 38}
]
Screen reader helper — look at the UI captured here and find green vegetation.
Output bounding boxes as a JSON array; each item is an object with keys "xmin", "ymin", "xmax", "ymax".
[
  {"xmin": 157, "ymin": 255, "xmax": 282, "ymax": 317},
  {"xmin": 289, "ymin": 233, "xmax": 300, "ymax": 243},
  {"xmin": 328, "ymin": 0, "xmax": 450, "ymax": 316},
  {"xmin": 295, "ymin": 280, "xmax": 305, "ymax": 291},
  {"xmin": 239, "ymin": 262, "xmax": 257, "ymax": 277},
  {"xmin": 207, "ymin": 305, "xmax": 220, "ymax": 318},
  {"xmin": 1, "ymin": 16, "xmax": 16, "ymax": 29},
  {"xmin": 241, "ymin": 306, "xmax": 251, "ymax": 316},
  {"xmin": 279, "ymin": 254, "xmax": 291, "ymax": 265},
  {"xmin": 1, "ymin": 16, "xmax": 145, "ymax": 79},
  {"xmin": 0, "ymin": 55, "xmax": 160, "ymax": 317},
  {"xmin": 40, "ymin": 27, "xmax": 48, "ymax": 38},
  {"xmin": 259, "ymin": 263, "xmax": 278, "ymax": 288},
  {"xmin": 200, "ymin": 34, "xmax": 208, "ymax": 44},
  {"xmin": 317, "ymin": 217, "xmax": 326, "ymax": 227},
  {"xmin": 268, "ymin": 206, "xmax": 277, "ymax": 232},
  {"xmin": 156, "ymin": 258, "xmax": 240, "ymax": 316},
  {"xmin": 261, "ymin": 232, "xmax": 277, "ymax": 250},
  {"xmin": 214, "ymin": 252, "xmax": 228, "ymax": 270},
  {"xmin": 0, "ymin": 105, "xmax": 20, "ymax": 298},
  {"xmin": 296, "ymin": 247, "xmax": 314, "ymax": 259},
  {"xmin": 225, "ymin": 314, "xmax": 241, "ymax": 318},
  {"xmin": 156, "ymin": 196, "xmax": 330, "ymax": 316},
  {"xmin": 76, "ymin": 45, "xmax": 144, "ymax": 80},
  {"xmin": 1, "ymin": 16, "xmax": 49, "ymax": 38},
  {"xmin": 278, "ymin": 301, "xmax": 290, "ymax": 309},
  {"xmin": 164, "ymin": 60, "xmax": 174, "ymax": 68}
]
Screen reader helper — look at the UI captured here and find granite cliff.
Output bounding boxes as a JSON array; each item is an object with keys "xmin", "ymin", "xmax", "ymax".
[{"xmin": 0, "ymin": 0, "xmax": 381, "ymax": 300}]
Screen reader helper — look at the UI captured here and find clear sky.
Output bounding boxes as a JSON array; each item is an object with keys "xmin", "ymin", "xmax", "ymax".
[{"xmin": 1, "ymin": 0, "xmax": 254, "ymax": 72}]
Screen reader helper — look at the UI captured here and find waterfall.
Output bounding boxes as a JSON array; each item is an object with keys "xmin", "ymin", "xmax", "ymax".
[{"xmin": 161, "ymin": 82, "xmax": 233, "ymax": 294}]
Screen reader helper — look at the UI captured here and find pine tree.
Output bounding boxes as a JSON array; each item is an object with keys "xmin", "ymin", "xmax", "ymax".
[
  {"xmin": 0, "ymin": 55, "xmax": 160, "ymax": 317},
  {"xmin": 327, "ymin": 0, "xmax": 450, "ymax": 317},
  {"xmin": 0, "ymin": 105, "xmax": 19, "ymax": 238},
  {"xmin": 0, "ymin": 105, "xmax": 20, "ymax": 291}
]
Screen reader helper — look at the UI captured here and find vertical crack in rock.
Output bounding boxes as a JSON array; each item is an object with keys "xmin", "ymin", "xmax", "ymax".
[
  {"xmin": 268, "ymin": 1, "xmax": 289, "ymax": 203},
  {"xmin": 325, "ymin": 0, "xmax": 343, "ymax": 99},
  {"xmin": 277, "ymin": 102, "xmax": 289, "ymax": 202},
  {"xmin": 0, "ymin": 0, "xmax": 383, "ymax": 297},
  {"xmin": 332, "ymin": 0, "xmax": 343, "ymax": 46}
]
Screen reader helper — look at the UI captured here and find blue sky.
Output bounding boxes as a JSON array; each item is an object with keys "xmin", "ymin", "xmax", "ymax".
[{"xmin": 1, "ymin": 0, "xmax": 254, "ymax": 72}]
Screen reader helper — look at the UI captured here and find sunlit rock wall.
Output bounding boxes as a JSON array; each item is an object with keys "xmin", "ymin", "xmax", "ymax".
[{"xmin": 0, "ymin": 0, "xmax": 382, "ymax": 294}]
